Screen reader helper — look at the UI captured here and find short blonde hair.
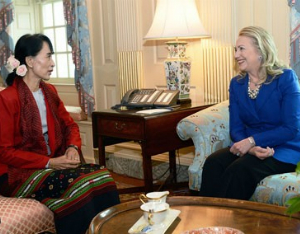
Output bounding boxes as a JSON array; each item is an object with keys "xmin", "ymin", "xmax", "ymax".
[{"xmin": 237, "ymin": 26, "xmax": 287, "ymax": 82}]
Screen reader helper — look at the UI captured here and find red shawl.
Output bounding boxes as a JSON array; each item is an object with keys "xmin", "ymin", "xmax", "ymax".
[{"xmin": 8, "ymin": 78, "xmax": 70, "ymax": 187}]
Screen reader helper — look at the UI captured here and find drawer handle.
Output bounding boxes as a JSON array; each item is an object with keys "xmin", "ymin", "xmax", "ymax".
[{"xmin": 115, "ymin": 122, "xmax": 126, "ymax": 130}]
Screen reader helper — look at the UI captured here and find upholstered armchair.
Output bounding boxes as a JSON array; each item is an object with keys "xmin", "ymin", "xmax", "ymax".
[
  {"xmin": 0, "ymin": 195, "xmax": 55, "ymax": 233},
  {"xmin": 176, "ymin": 100, "xmax": 300, "ymax": 206}
]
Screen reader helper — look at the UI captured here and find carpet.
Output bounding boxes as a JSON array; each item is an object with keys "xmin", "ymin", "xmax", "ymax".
[{"xmin": 115, "ymin": 181, "xmax": 142, "ymax": 203}]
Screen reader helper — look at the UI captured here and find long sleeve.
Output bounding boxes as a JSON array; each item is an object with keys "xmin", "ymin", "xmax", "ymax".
[
  {"xmin": 0, "ymin": 88, "xmax": 49, "ymax": 175},
  {"xmin": 46, "ymin": 84, "xmax": 81, "ymax": 155},
  {"xmin": 229, "ymin": 70, "xmax": 300, "ymax": 148}
]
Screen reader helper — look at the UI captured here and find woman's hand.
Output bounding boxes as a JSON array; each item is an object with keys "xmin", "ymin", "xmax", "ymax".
[
  {"xmin": 48, "ymin": 155, "xmax": 81, "ymax": 169},
  {"xmin": 248, "ymin": 146, "xmax": 275, "ymax": 160},
  {"xmin": 230, "ymin": 138, "xmax": 253, "ymax": 156},
  {"xmin": 48, "ymin": 148, "xmax": 81, "ymax": 170},
  {"xmin": 65, "ymin": 147, "xmax": 80, "ymax": 161}
]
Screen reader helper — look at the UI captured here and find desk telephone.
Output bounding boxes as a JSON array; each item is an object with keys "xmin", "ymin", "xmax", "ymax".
[{"xmin": 120, "ymin": 89, "xmax": 179, "ymax": 108}]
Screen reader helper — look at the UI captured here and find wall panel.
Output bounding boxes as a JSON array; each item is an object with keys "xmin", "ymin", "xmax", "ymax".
[
  {"xmin": 271, "ymin": 0, "xmax": 290, "ymax": 63},
  {"xmin": 102, "ymin": 0, "xmax": 117, "ymax": 64},
  {"xmin": 12, "ymin": 0, "xmax": 37, "ymax": 42},
  {"xmin": 232, "ymin": 0, "xmax": 289, "ymax": 62},
  {"xmin": 86, "ymin": 0, "xmax": 119, "ymax": 110}
]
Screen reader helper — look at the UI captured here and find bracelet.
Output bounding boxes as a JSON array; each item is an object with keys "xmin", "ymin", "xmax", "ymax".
[
  {"xmin": 45, "ymin": 160, "xmax": 50, "ymax": 169},
  {"xmin": 248, "ymin": 137, "xmax": 256, "ymax": 146},
  {"xmin": 67, "ymin": 144, "xmax": 79, "ymax": 151}
]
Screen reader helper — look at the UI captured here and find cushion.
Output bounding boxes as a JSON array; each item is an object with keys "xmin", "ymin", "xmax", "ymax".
[
  {"xmin": 0, "ymin": 196, "xmax": 55, "ymax": 234},
  {"xmin": 250, "ymin": 172, "xmax": 300, "ymax": 206},
  {"xmin": 65, "ymin": 105, "xmax": 87, "ymax": 121}
]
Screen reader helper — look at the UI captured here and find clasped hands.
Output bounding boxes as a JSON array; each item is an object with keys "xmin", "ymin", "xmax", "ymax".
[
  {"xmin": 230, "ymin": 138, "xmax": 274, "ymax": 160},
  {"xmin": 48, "ymin": 147, "xmax": 81, "ymax": 170}
]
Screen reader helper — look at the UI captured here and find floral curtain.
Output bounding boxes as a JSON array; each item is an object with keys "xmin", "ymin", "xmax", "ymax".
[
  {"xmin": 0, "ymin": 0, "xmax": 14, "ymax": 84},
  {"xmin": 288, "ymin": 0, "xmax": 300, "ymax": 78},
  {"xmin": 63, "ymin": 0, "xmax": 94, "ymax": 117}
]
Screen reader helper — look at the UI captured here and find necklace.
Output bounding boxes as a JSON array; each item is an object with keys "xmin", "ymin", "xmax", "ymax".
[{"xmin": 248, "ymin": 79, "xmax": 261, "ymax": 99}]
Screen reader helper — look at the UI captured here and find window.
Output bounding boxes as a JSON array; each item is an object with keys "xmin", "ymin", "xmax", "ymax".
[
  {"xmin": 41, "ymin": 0, "xmax": 75, "ymax": 84},
  {"xmin": 11, "ymin": 0, "xmax": 74, "ymax": 84}
]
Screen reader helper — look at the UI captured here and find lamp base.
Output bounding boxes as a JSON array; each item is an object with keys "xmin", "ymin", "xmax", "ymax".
[{"xmin": 164, "ymin": 59, "xmax": 191, "ymax": 99}]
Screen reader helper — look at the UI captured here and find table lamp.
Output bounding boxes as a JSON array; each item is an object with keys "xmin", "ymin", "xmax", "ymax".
[{"xmin": 144, "ymin": 0, "xmax": 210, "ymax": 103}]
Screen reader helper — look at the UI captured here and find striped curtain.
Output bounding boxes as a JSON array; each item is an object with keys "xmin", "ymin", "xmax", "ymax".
[
  {"xmin": 63, "ymin": 0, "xmax": 94, "ymax": 117},
  {"xmin": 115, "ymin": 0, "xmax": 143, "ymax": 98},
  {"xmin": 0, "ymin": 0, "xmax": 14, "ymax": 85},
  {"xmin": 202, "ymin": 43, "xmax": 235, "ymax": 103}
]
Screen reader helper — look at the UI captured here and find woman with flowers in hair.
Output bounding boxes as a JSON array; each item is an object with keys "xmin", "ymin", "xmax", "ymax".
[{"xmin": 0, "ymin": 34, "xmax": 120, "ymax": 234}]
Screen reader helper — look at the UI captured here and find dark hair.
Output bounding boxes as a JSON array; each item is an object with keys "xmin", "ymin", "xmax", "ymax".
[{"xmin": 6, "ymin": 34, "xmax": 54, "ymax": 86}]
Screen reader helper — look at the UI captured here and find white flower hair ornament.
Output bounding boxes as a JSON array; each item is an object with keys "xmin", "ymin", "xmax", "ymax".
[{"xmin": 5, "ymin": 55, "xmax": 28, "ymax": 77}]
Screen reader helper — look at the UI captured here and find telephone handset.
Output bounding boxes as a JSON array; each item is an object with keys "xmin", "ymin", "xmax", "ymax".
[
  {"xmin": 121, "ymin": 89, "xmax": 139, "ymax": 105},
  {"xmin": 119, "ymin": 89, "xmax": 179, "ymax": 108}
]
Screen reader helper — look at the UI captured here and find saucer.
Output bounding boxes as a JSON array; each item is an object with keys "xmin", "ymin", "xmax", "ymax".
[{"xmin": 128, "ymin": 208, "xmax": 181, "ymax": 234}]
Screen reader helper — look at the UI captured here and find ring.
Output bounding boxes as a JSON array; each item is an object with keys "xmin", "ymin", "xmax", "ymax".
[
  {"xmin": 236, "ymin": 152, "xmax": 240, "ymax": 156},
  {"xmin": 268, "ymin": 148, "xmax": 274, "ymax": 157}
]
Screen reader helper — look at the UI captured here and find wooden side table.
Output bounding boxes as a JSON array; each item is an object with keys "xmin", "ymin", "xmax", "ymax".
[{"xmin": 92, "ymin": 104, "xmax": 213, "ymax": 192}]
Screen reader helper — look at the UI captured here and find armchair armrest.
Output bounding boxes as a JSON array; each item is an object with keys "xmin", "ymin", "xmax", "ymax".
[{"xmin": 176, "ymin": 100, "xmax": 231, "ymax": 190}]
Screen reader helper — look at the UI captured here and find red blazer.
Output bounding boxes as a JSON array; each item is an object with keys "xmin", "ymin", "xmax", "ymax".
[{"xmin": 0, "ymin": 82, "xmax": 81, "ymax": 176}]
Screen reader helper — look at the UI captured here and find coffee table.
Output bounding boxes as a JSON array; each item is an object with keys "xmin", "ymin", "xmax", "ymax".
[{"xmin": 87, "ymin": 196, "xmax": 300, "ymax": 234}]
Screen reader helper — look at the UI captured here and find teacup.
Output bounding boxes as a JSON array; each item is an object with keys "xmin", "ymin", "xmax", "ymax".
[
  {"xmin": 140, "ymin": 202, "xmax": 169, "ymax": 226},
  {"xmin": 139, "ymin": 191, "xmax": 169, "ymax": 203}
]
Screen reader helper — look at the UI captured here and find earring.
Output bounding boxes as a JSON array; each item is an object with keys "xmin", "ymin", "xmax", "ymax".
[{"xmin": 258, "ymin": 56, "xmax": 262, "ymax": 61}]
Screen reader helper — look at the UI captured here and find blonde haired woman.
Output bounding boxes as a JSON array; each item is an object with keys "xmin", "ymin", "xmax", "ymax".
[{"xmin": 199, "ymin": 26, "xmax": 300, "ymax": 199}]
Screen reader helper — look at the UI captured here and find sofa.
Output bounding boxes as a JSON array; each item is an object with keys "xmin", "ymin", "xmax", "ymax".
[{"xmin": 176, "ymin": 100, "xmax": 300, "ymax": 206}]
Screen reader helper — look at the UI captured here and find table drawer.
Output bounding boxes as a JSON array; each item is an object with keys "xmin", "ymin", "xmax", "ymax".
[{"xmin": 98, "ymin": 118, "xmax": 144, "ymax": 139}]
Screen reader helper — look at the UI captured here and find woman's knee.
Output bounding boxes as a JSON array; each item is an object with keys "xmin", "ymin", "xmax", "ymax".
[{"xmin": 204, "ymin": 148, "xmax": 236, "ymax": 169}]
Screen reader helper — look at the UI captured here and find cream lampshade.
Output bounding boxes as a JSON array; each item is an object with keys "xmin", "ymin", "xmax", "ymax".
[{"xmin": 144, "ymin": 0, "xmax": 210, "ymax": 102}]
